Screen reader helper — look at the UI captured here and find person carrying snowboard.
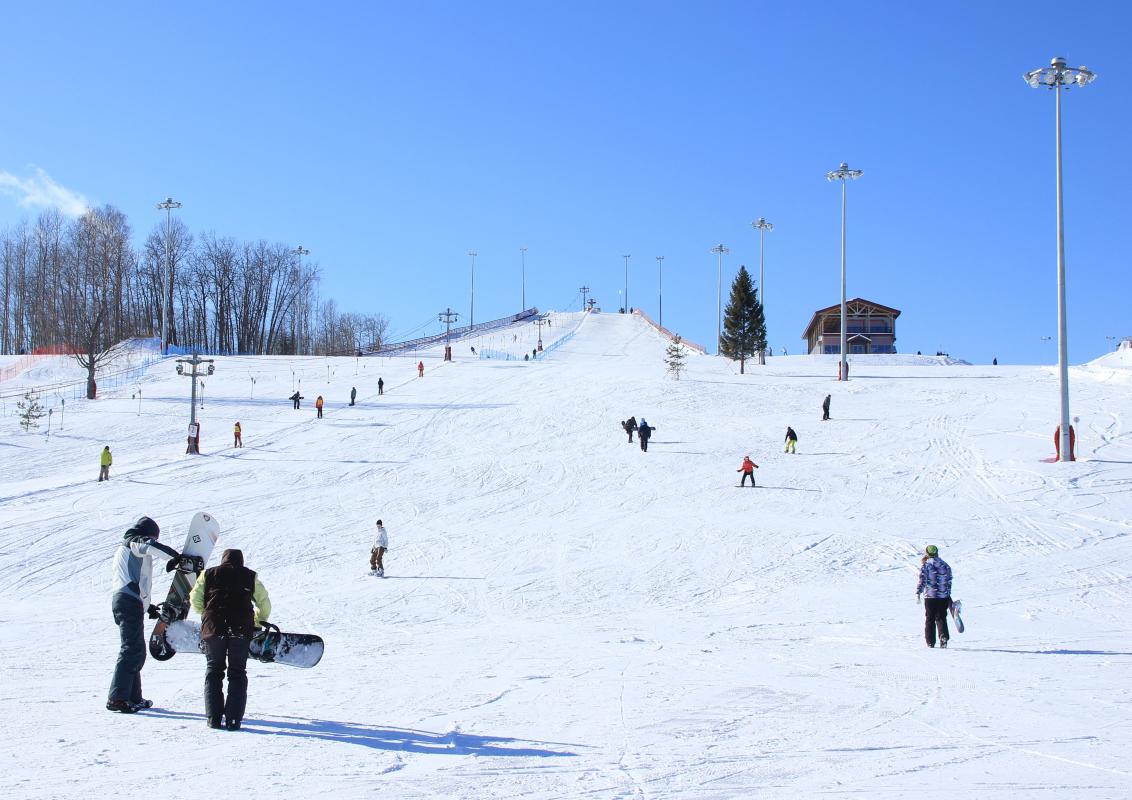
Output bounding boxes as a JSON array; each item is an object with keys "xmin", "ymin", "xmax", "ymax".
[
  {"xmin": 289, "ymin": 391, "xmax": 303, "ymax": 410},
  {"xmin": 370, "ymin": 519, "xmax": 389, "ymax": 577},
  {"xmin": 315, "ymin": 395, "xmax": 324, "ymax": 418},
  {"xmin": 107, "ymin": 516, "xmax": 194, "ymax": 713},
  {"xmin": 350, "ymin": 386, "xmax": 357, "ymax": 406},
  {"xmin": 737, "ymin": 456, "xmax": 759, "ymax": 486},
  {"xmin": 233, "ymin": 422, "xmax": 242, "ymax": 448},
  {"xmin": 189, "ymin": 549, "xmax": 271, "ymax": 731},
  {"xmin": 915, "ymin": 544, "xmax": 953, "ymax": 648},
  {"xmin": 784, "ymin": 426, "xmax": 798, "ymax": 454},
  {"xmin": 378, "ymin": 377, "xmax": 384, "ymax": 395},
  {"xmin": 638, "ymin": 418, "xmax": 655, "ymax": 452},
  {"xmin": 418, "ymin": 361, "xmax": 424, "ymax": 378},
  {"xmin": 99, "ymin": 445, "xmax": 113, "ymax": 481},
  {"xmin": 822, "ymin": 394, "xmax": 831, "ymax": 421},
  {"xmin": 622, "ymin": 416, "xmax": 638, "ymax": 443}
]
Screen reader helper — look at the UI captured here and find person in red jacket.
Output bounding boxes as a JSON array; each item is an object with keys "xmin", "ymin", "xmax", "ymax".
[
  {"xmin": 417, "ymin": 361, "xmax": 424, "ymax": 378},
  {"xmin": 737, "ymin": 456, "xmax": 759, "ymax": 487}
]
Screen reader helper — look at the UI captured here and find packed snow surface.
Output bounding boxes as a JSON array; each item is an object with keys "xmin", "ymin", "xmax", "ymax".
[{"xmin": 1, "ymin": 311, "xmax": 1130, "ymax": 798}]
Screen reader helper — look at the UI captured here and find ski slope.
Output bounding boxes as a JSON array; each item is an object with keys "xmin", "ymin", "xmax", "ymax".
[{"xmin": 1, "ymin": 311, "xmax": 1130, "ymax": 799}]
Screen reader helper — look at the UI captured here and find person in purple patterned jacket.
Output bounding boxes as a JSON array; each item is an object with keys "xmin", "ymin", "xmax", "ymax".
[{"xmin": 915, "ymin": 545, "xmax": 953, "ymax": 648}]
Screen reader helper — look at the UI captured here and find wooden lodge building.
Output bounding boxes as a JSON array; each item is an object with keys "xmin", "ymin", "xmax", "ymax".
[{"xmin": 802, "ymin": 298, "xmax": 900, "ymax": 355}]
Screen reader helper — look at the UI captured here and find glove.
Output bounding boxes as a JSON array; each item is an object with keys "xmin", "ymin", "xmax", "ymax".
[
  {"xmin": 916, "ymin": 594, "xmax": 921, "ymax": 604},
  {"xmin": 165, "ymin": 555, "xmax": 182, "ymax": 573},
  {"xmin": 147, "ymin": 604, "xmax": 160, "ymax": 619}
]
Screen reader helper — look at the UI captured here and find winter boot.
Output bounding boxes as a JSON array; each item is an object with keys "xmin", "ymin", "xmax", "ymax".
[
  {"xmin": 207, "ymin": 717, "xmax": 222, "ymax": 729},
  {"xmin": 130, "ymin": 699, "xmax": 153, "ymax": 711},
  {"xmin": 939, "ymin": 639, "xmax": 948, "ymax": 649},
  {"xmin": 226, "ymin": 718, "xmax": 241, "ymax": 731},
  {"xmin": 106, "ymin": 699, "xmax": 137, "ymax": 713},
  {"xmin": 376, "ymin": 568, "xmax": 384, "ymax": 578}
]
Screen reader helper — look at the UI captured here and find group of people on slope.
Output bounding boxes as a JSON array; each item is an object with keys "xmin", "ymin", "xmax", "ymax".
[
  {"xmin": 107, "ymin": 517, "xmax": 270, "ymax": 731},
  {"xmin": 620, "ymin": 416, "xmax": 656, "ymax": 452},
  {"xmin": 109, "ymin": 514, "xmax": 396, "ymax": 727},
  {"xmin": 288, "ymin": 377, "xmax": 384, "ymax": 415}
]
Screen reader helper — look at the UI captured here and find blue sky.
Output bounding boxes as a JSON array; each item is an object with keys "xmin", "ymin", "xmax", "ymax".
[{"xmin": 1, "ymin": 1, "xmax": 1127, "ymax": 363}]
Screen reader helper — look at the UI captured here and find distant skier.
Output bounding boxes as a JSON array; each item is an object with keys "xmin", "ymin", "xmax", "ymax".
[
  {"xmin": 233, "ymin": 422, "xmax": 242, "ymax": 448},
  {"xmin": 370, "ymin": 519, "xmax": 389, "ymax": 577},
  {"xmin": 784, "ymin": 427, "xmax": 798, "ymax": 454},
  {"xmin": 189, "ymin": 549, "xmax": 271, "ymax": 730},
  {"xmin": 638, "ymin": 418, "xmax": 654, "ymax": 452},
  {"xmin": 915, "ymin": 544, "xmax": 953, "ymax": 648},
  {"xmin": 737, "ymin": 456, "xmax": 759, "ymax": 486},
  {"xmin": 378, "ymin": 377, "xmax": 384, "ymax": 395},
  {"xmin": 99, "ymin": 445, "xmax": 113, "ymax": 481},
  {"xmin": 315, "ymin": 395, "xmax": 324, "ymax": 419},
  {"xmin": 289, "ymin": 392, "xmax": 303, "ymax": 410},
  {"xmin": 350, "ymin": 387, "xmax": 357, "ymax": 406},
  {"xmin": 822, "ymin": 394, "xmax": 831, "ymax": 421},
  {"xmin": 992, "ymin": 357, "xmax": 998, "ymax": 365},
  {"xmin": 418, "ymin": 361, "xmax": 424, "ymax": 378},
  {"xmin": 622, "ymin": 416, "xmax": 638, "ymax": 443},
  {"xmin": 107, "ymin": 516, "xmax": 192, "ymax": 713},
  {"xmin": 470, "ymin": 346, "xmax": 477, "ymax": 355}
]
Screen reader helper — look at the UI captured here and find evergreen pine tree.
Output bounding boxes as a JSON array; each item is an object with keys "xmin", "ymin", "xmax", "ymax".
[
  {"xmin": 17, "ymin": 390, "xmax": 46, "ymax": 432},
  {"xmin": 665, "ymin": 336, "xmax": 688, "ymax": 380},
  {"xmin": 719, "ymin": 266, "xmax": 767, "ymax": 373}
]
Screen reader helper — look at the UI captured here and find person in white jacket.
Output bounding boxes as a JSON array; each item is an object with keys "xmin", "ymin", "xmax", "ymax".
[
  {"xmin": 107, "ymin": 516, "xmax": 192, "ymax": 713},
  {"xmin": 370, "ymin": 520, "xmax": 389, "ymax": 577}
]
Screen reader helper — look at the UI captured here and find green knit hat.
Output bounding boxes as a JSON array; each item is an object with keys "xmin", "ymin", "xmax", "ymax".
[{"xmin": 925, "ymin": 544, "xmax": 939, "ymax": 557}]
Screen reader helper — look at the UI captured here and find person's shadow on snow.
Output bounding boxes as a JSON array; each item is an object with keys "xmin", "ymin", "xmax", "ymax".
[{"xmin": 143, "ymin": 710, "xmax": 580, "ymax": 756}]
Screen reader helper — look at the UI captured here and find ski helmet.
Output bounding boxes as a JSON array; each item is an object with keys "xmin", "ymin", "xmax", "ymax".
[{"xmin": 925, "ymin": 544, "xmax": 938, "ymax": 557}]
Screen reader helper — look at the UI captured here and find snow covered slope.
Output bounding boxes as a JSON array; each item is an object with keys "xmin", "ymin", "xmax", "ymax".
[{"xmin": 1, "ymin": 311, "xmax": 1130, "ymax": 798}]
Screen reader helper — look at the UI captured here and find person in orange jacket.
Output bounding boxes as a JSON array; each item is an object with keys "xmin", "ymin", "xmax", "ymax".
[
  {"xmin": 315, "ymin": 395, "xmax": 324, "ymax": 419},
  {"xmin": 417, "ymin": 361, "xmax": 424, "ymax": 378},
  {"xmin": 233, "ymin": 422, "xmax": 242, "ymax": 448},
  {"xmin": 737, "ymin": 456, "xmax": 759, "ymax": 487}
]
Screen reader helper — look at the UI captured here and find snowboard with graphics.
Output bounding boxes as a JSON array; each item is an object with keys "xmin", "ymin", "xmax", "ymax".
[
  {"xmin": 148, "ymin": 512, "xmax": 220, "ymax": 660},
  {"xmin": 950, "ymin": 599, "xmax": 965, "ymax": 634},
  {"xmin": 166, "ymin": 619, "xmax": 324, "ymax": 668}
]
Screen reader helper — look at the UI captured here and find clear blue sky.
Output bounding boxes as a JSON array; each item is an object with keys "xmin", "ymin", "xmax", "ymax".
[{"xmin": 1, "ymin": 1, "xmax": 1127, "ymax": 363}]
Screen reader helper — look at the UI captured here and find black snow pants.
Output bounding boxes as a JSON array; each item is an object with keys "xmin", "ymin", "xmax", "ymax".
[
  {"xmin": 109, "ymin": 593, "xmax": 146, "ymax": 703},
  {"xmin": 204, "ymin": 636, "xmax": 251, "ymax": 723},
  {"xmin": 924, "ymin": 597, "xmax": 951, "ymax": 646}
]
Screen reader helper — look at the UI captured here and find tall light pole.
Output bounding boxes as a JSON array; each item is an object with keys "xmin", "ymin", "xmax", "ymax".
[
  {"xmin": 156, "ymin": 197, "xmax": 182, "ymax": 355},
  {"xmin": 520, "ymin": 247, "xmax": 528, "ymax": 311},
  {"xmin": 580, "ymin": 285, "xmax": 590, "ymax": 311},
  {"xmin": 655, "ymin": 256, "xmax": 665, "ymax": 329},
  {"xmin": 710, "ymin": 244, "xmax": 729, "ymax": 354},
  {"xmin": 293, "ymin": 245, "xmax": 309, "ymax": 353},
  {"xmin": 468, "ymin": 251, "xmax": 477, "ymax": 328},
  {"xmin": 622, "ymin": 254, "xmax": 631, "ymax": 313},
  {"xmin": 752, "ymin": 218, "xmax": 773, "ymax": 360},
  {"xmin": 826, "ymin": 162, "xmax": 863, "ymax": 381},
  {"xmin": 1025, "ymin": 56, "xmax": 1096, "ymax": 462}
]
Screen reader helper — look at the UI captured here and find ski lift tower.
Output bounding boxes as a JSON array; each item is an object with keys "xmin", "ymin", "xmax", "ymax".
[
  {"xmin": 439, "ymin": 307, "xmax": 459, "ymax": 361},
  {"xmin": 176, "ymin": 353, "xmax": 215, "ymax": 453}
]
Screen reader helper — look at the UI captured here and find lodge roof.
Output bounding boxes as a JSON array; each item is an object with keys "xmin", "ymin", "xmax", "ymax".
[{"xmin": 801, "ymin": 298, "xmax": 902, "ymax": 340}]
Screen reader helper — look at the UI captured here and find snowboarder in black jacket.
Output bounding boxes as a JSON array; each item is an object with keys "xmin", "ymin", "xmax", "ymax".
[
  {"xmin": 822, "ymin": 394, "xmax": 831, "ymax": 421},
  {"xmin": 784, "ymin": 426, "xmax": 798, "ymax": 454},
  {"xmin": 622, "ymin": 416, "xmax": 638, "ymax": 443},
  {"xmin": 638, "ymin": 418, "xmax": 655, "ymax": 452},
  {"xmin": 289, "ymin": 392, "xmax": 303, "ymax": 410},
  {"xmin": 189, "ymin": 549, "xmax": 271, "ymax": 731}
]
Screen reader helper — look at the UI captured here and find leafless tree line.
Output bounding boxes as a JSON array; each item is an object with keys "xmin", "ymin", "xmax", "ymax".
[{"xmin": 1, "ymin": 205, "xmax": 388, "ymax": 395}]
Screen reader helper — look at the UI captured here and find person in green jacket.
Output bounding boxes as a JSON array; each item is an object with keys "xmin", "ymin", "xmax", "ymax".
[
  {"xmin": 99, "ymin": 446, "xmax": 113, "ymax": 482},
  {"xmin": 189, "ymin": 549, "xmax": 271, "ymax": 731}
]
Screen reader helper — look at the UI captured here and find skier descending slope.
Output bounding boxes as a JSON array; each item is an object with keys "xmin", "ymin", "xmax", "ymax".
[
  {"xmin": 915, "ymin": 544, "xmax": 953, "ymax": 648},
  {"xmin": 107, "ymin": 516, "xmax": 194, "ymax": 713}
]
